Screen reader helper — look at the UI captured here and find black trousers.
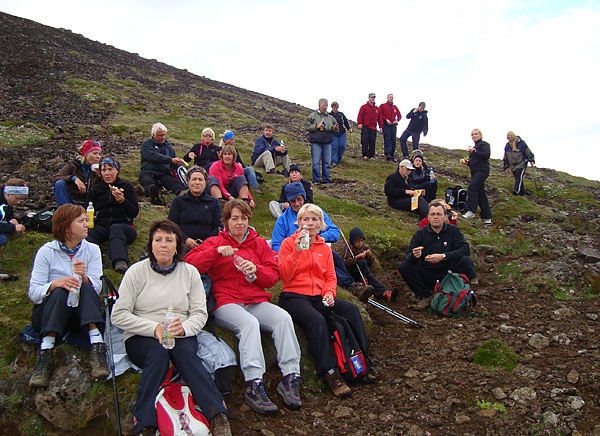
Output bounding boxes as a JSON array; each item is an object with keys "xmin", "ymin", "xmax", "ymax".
[
  {"xmin": 413, "ymin": 180, "xmax": 439, "ymax": 203},
  {"xmin": 350, "ymin": 258, "xmax": 388, "ymax": 297},
  {"xmin": 382, "ymin": 124, "xmax": 397, "ymax": 158},
  {"xmin": 398, "ymin": 256, "xmax": 476, "ymax": 298},
  {"xmin": 466, "ymin": 169, "xmax": 491, "ymax": 219},
  {"xmin": 139, "ymin": 171, "xmax": 185, "ymax": 195},
  {"xmin": 278, "ymin": 292, "xmax": 369, "ymax": 377},
  {"xmin": 361, "ymin": 128, "xmax": 377, "ymax": 158},
  {"xmin": 31, "ymin": 283, "xmax": 104, "ymax": 339},
  {"xmin": 125, "ymin": 335, "xmax": 227, "ymax": 434},
  {"xmin": 388, "ymin": 196, "xmax": 429, "ymax": 220},
  {"xmin": 512, "ymin": 167, "xmax": 527, "ymax": 195},
  {"xmin": 87, "ymin": 223, "xmax": 137, "ymax": 266}
]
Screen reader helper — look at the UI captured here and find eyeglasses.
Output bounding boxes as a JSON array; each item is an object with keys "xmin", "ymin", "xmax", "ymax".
[{"xmin": 203, "ymin": 134, "xmax": 213, "ymax": 137}]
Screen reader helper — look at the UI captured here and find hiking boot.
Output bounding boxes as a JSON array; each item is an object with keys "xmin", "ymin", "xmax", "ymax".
[
  {"xmin": 481, "ymin": 218, "xmax": 492, "ymax": 225},
  {"xmin": 210, "ymin": 413, "xmax": 232, "ymax": 436},
  {"xmin": 244, "ymin": 379, "xmax": 278, "ymax": 414},
  {"xmin": 348, "ymin": 283, "xmax": 374, "ymax": 303},
  {"xmin": 382, "ymin": 287, "xmax": 399, "ymax": 302},
  {"xmin": 324, "ymin": 368, "xmax": 352, "ymax": 398},
  {"xmin": 462, "ymin": 211, "xmax": 476, "ymax": 219},
  {"xmin": 148, "ymin": 184, "xmax": 160, "ymax": 204},
  {"xmin": 136, "ymin": 426, "xmax": 157, "ymax": 436},
  {"xmin": 29, "ymin": 348, "xmax": 54, "ymax": 388},
  {"xmin": 114, "ymin": 260, "xmax": 129, "ymax": 273},
  {"xmin": 281, "ymin": 169, "xmax": 290, "ymax": 177},
  {"xmin": 276, "ymin": 373, "xmax": 302, "ymax": 410},
  {"xmin": 90, "ymin": 343, "xmax": 110, "ymax": 380},
  {"xmin": 414, "ymin": 295, "xmax": 434, "ymax": 311}
]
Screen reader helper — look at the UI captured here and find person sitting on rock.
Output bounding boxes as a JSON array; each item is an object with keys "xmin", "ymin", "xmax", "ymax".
[
  {"xmin": 52, "ymin": 140, "xmax": 102, "ymax": 206},
  {"xmin": 398, "ymin": 201, "xmax": 477, "ymax": 311},
  {"xmin": 1, "ymin": 178, "xmax": 28, "ymax": 247},
  {"xmin": 86, "ymin": 157, "xmax": 139, "ymax": 273},
  {"xmin": 139, "ymin": 123, "xmax": 186, "ymax": 205},
  {"xmin": 384, "ymin": 159, "xmax": 428, "ymax": 220},
  {"xmin": 251, "ymin": 125, "xmax": 291, "ymax": 176},
  {"xmin": 208, "ymin": 145, "xmax": 255, "ymax": 208},
  {"xmin": 271, "ymin": 182, "xmax": 373, "ymax": 301},
  {"xmin": 268, "ymin": 164, "xmax": 313, "ymax": 219}
]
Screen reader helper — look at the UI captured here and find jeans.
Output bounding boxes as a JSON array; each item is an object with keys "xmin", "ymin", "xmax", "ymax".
[
  {"xmin": 311, "ymin": 142, "xmax": 332, "ymax": 183},
  {"xmin": 243, "ymin": 167, "xmax": 259, "ymax": 189},
  {"xmin": 399, "ymin": 129, "xmax": 421, "ymax": 158},
  {"xmin": 53, "ymin": 180, "xmax": 74, "ymax": 207},
  {"xmin": 382, "ymin": 124, "xmax": 397, "ymax": 158},
  {"xmin": 0, "ymin": 234, "xmax": 8, "ymax": 246},
  {"xmin": 331, "ymin": 132, "xmax": 347, "ymax": 165}
]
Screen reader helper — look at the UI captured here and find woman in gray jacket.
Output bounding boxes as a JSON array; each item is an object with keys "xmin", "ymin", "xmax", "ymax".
[{"xmin": 503, "ymin": 131, "xmax": 535, "ymax": 196}]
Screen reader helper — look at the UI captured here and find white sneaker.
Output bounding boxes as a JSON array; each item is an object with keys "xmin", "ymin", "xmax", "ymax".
[
  {"xmin": 481, "ymin": 218, "xmax": 492, "ymax": 225},
  {"xmin": 462, "ymin": 211, "xmax": 476, "ymax": 219}
]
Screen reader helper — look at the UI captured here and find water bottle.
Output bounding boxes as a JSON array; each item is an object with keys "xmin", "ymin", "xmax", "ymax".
[
  {"xmin": 67, "ymin": 259, "xmax": 81, "ymax": 307},
  {"xmin": 162, "ymin": 307, "xmax": 175, "ymax": 350},
  {"xmin": 233, "ymin": 254, "xmax": 257, "ymax": 283},
  {"xmin": 429, "ymin": 167, "xmax": 435, "ymax": 183},
  {"xmin": 299, "ymin": 226, "xmax": 310, "ymax": 250},
  {"xmin": 87, "ymin": 202, "xmax": 95, "ymax": 229},
  {"xmin": 319, "ymin": 118, "xmax": 325, "ymax": 131}
]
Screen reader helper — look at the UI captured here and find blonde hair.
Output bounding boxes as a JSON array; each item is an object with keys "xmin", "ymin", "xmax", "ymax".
[
  {"xmin": 296, "ymin": 204, "xmax": 327, "ymax": 232},
  {"xmin": 472, "ymin": 128, "xmax": 483, "ymax": 138}
]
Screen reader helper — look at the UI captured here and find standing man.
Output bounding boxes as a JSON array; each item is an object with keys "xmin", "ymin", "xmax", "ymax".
[
  {"xmin": 139, "ymin": 123, "xmax": 186, "ymax": 204},
  {"xmin": 380, "ymin": 94, "xmax": 402, "ymax": 162},
  {"xmin": 329, "ymin": 102, "xmax": 352, "ymax": 166},
  {"xmin": 305, "ymin": 98, "xmax": 339, "ymax": 184},
  {"xmin": 399, "ymin": 102, "xmax": 428, "ymax": 159},
  {"xmin": 251, "ymin": 125, "xmax": 291, "ymax": 176},
  {"xmin": 398, "ymin": 201, "xmax": 477, "ymax": 311},
  {"xmin": 357, "ymin": 93, "xmax": 382, "ymax": 160}
]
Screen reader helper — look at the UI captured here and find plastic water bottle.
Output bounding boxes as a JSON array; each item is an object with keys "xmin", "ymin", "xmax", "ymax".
[
  {"xmin": 86, "ymin": 202, "xmax": 95, "ymax": 229},
  {"xmin": 299, "ymin": 226, "xmax": 310, "ymax": 250},
  {"xmin": 67, "ymin": 259, "xmax": 81, "ymax": 307},
  {"xmin": 162, "ymin": 307, "xmax": 175, "ymax": 350},
  {"xmin": 320, "ymin": 118, "xmax": 325, "ymax": 131},
  {"xmin": 429, "ymin": 168, "xmax": 435, "ymax": 183},
  {"xmin": 233, "ymin": 254, "xmax": 257, "ymax": 283}
]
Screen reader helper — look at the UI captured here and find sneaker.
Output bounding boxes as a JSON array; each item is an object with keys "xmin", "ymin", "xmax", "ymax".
[
  {"xmin": 29, "ymin": 348, "xmax": 54, "ymax": 388},
  {"xmin": 481, "ymin": 218, "xmax": 492, "ymax": 225},
  {"xmin": 90, "ymin": 343, "xmax": 110, "ymax": 380},
  {"xmin": 462, "ymin": 211, "xmax": 476, "ymax": 219},
  {"xmin": 385, "ymin": 155, "xmax": 392, "ymax": 161},
  {"xmin": 414, "ymin": 295, "xmax": 434, "ymax": 311},
  {"xmin": 348, "ymin": 283, "xmax": 374, "ymax": 303},
  {"xmin": 324, "ymin": 368, "xmax": 352, "ymax": 398},
  {"xmin": 244, "ymin": 379, "xmax": 278, "ymax": 414},
  {"xmin": 210, "ymin": 413, "xmax": 232, "ymax": 436},
  {"xmin": 252, "ymin": 187, "xmax": 264, "ymax": 195},
  {"xmin": 276, "ymin": 373, "xmax": 302, "ymax": 409},
  {"xmin": 114, "ymin": 260, "xmax": 129, "ymax": 273}
]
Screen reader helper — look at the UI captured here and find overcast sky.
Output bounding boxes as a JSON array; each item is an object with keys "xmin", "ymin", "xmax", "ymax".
[{"xmin": 2, "ymin": 0, "xmax": 600, "ymax": 180}]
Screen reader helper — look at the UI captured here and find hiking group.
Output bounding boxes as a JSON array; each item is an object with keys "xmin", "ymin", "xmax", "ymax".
[{"xmin": 2, "ymin": 95, "xmax": 537, "ymax": 436}]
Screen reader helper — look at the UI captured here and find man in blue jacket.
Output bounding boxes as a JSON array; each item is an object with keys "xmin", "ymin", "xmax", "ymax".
[
  {"xmin": 139, "ymin": 123, "xmax": 187, "ymax": 204},
  {"xmin": 251, "ymin": 125, "xmax": 291, "ymax": 176},
  {"xmin": 271, "ymin": 182, "xmax": 373, "ymax": 301},
  {"xmin": 398, "ymin": 201, "xmax": 477, "ymax": 311},
  {"xmin": 399, "ymin": 102, "xmax": 428, "ymax": 159}
]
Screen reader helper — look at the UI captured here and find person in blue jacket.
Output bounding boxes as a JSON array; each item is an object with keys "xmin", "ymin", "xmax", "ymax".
[
  {"xmin": 503, "ymin": 131, "xmax": 535, "ymax": 196},
  {"xmin": 251, "ymin": 125, "xmax": 291, "ymax": 176},
  {"xmin": 399, "ymin": 102, "xmax": 428, "ymax": 159}
]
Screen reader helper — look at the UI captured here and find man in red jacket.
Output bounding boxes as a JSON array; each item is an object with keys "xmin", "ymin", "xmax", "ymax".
[
  {"xmin": 379, "ymin": 94, "xmax": 402, "ymax": 162},
  {"xmin": 357, "ymin": 93, "xmax": 382, "ymax": 160}
]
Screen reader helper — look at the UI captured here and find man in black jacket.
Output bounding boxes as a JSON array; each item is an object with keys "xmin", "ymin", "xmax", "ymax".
[
  {"xmin": 398, "ymin": 201, "xmax": 477, "ymax": 310},
  {"xmin": 329, "ymin": 102, "xmax": 352, "ymax": 166},
  {"xmin": 399, "ymin": 102, "xmax": 428, "ymax": 159},
  {"xmin": 384, "ymin": 159, "xmax": 428, "ymax": 220}
]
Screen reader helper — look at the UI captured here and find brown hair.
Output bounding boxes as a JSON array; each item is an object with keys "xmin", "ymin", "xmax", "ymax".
[
  {"xmin": 220, "ymin": 145, "xmax": 238, "ymax": 163},
  {"xmin": 428, "ymin": 201, "xmax": 447, "ymax": 215},
  {"xmin": 5, "ymin": 178, "xmax": 27, "ymax": 187},
  {"xmin": 186, "ymin": 166, "xmax": 208, "ymax": 183},
  {"xmin": 147, "ymin": 220, "xmax": 185, "ymax": 263},
  {"xmin": 52, "ymin": 204, "xmax": 86, "ymax": 243},
  {"xmin": 222, "ymin": 199, "xmax": 252, "ymax": 228}
]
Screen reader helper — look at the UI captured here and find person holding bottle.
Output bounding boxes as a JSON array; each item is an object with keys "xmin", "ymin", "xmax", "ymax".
[
  {"xmin": 185, "ymin": 200, "xmax": 302, "ymax": 415},
  {"xmin": 111, "ymin": 220, "xmax": 232, "ymax": 436},
  {"xmin": 28, "ymin": 204, "xmax": 108, "ymax": 389},
  {"xmin": 409, "ymin": 152, "xmax": 438, "ymax": 203},
  {"xmin": 462, "ymin": 128, "xmax": 492, "ymax": 224}
]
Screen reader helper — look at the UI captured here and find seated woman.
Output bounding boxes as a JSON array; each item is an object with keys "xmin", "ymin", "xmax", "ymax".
[
  {"xmin": 86, "ymin": 157, "xmax": 139, "ymax": 273},
  {"xmin": 1, "ymin": 178, "xmax": 28, "ymax": 246},
  {"xmin": 52, "ymin": 140, "xmax": 102, "ymax": 206},
  {"xmin": 219, "ymin": 130, "xmax": 262, "ymax": 195},
  {"xmin": 278, "ymin": 204, "xmax": 372, "ymax": 398},
  {"xmin": 28, "ymin": 204, "xmax": 108, "ymax": 388},
  {"xmin": 111, "ymin": 220, "xmax": 231, "ymax": 436},
  {"xmin": 208, "ymin": 145, "xmax": 255, "ymax": 208},
  {"xmin": 168, "ymin": 166, "xmax": 222, "ymax": 251},
  {"xmin": 384, "ymin": 159, "xmax": 428, "ymax": 220},
  {"xmin": 409, "ymin": 152, "xmax": 438, "ymax": 203},
  {"xmin": 185, "ymin": 200, "xmax": 302, "ymax": 414},
  {"xmin": 184, "ymin": 127, "xmax": 220, "ymax": 170}
]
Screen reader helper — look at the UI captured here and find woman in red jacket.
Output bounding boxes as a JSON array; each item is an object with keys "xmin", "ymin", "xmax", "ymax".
[
  {"xmin": 185, "ymin": 200, "xmax": 301, "ymax": 414},
  {"xmin": 278, "ymin": 204, "xmax": 372, "ymax": 398},
  {"xmin": 208, "ymin": 145, "xmax": 255, "ymax": 208}
]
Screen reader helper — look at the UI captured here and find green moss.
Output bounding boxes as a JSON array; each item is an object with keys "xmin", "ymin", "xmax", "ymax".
[{"xmin": 473, "ymin": 339, "xmax": 519, "ymax": 372}]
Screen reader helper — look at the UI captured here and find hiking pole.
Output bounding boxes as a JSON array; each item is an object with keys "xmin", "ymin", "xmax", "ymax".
[
  {"xmin": 348, "ymin": 130, "xmax": 358, "ymax": 162},
  {"xmin": 339, "ymin": 230, "xmax": 424, "ymax": 328},
  {"xmin": 100, "ymin": 275, "xmax": 122, "ymax": 436},
  {"xmin": 530, "ymin": 164, "xmax": 541, "ymax": 197}
]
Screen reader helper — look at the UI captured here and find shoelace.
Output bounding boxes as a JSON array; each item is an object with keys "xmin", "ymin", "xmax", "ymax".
[
  {"xmin": 289, "ymin": 375, "xmax": 306, "ymax": 396},
  {"xmin": 255, "ymin": 381, "xmax": 271, "ymax": 401}
]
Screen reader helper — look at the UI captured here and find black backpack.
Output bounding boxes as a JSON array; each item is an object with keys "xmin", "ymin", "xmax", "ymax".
[
  {"xmin": 24, "ymin": 207, "xmax": 56, "ymax": 233},
  {"xmin": 327, "ymin": 313, "xmax": 370, "ymax": 382},
  {"xmin": 445, "ymin": 186, "xmax": 467, "ymax": 212}
]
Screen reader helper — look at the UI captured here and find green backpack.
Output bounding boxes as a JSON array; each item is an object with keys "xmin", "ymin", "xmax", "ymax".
[{"xmin": 429, "ymin": 271, "xmax": 477, "ymax": 318}]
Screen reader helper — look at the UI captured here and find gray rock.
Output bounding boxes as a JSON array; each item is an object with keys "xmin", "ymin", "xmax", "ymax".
[
  {"xmin": 579, "ymin": 246, "xmax": 600, "ymax": 263},
  {"xmin": 492, "ymin": 388, "xmax": 507, "ymax": 400},
  {"xmin": 542, "ymin": 411, "xmax": 559, "ymax": 426},
  {"xmin": 552, "ymin": 307, "xmax": 580, "ymax": 319},
  {"xmin": 455, "ymin": 414, "xmax": 471, "ymax": 424},
  {"xmin": 513, "ymin": 364, "xmax": 542, "ymax": 379},
  {"xmin": 586, "ymin": 313, "xmax": 598, "ymax": 320},
  {"xmin": 552, "ymin": 334, "xmax": 571, "ymax": 345},
  {"xmin": 569, "ymin": 396, "xmax": 585, "ymax": 410},
  {"xmin": 498, "ymin": 323, "xmax": 516, "ymax": 333},
  {"xmin": 510, "ymin": 387, "xmax": 537, "ymax": 403},
  {"xmin": 545, "ymin": 262, "xmax": 576, "ymax": 282},
  {"xmin": 529, "ymin": 333, "xmax": 550, "ymax": 350},
  {"xmin": 334, "ymin": 406, "xmax": 353, "ymax": 419},
  {"xmin": 406, "ymin": 425, "xmax": 426, "ymax": 436},
  {"xmin": 551, "ymin": 387, "xmax": 578, "ymax": 398},
  {"xmin": 498, "ymin": 313, "xmax": 510, "ymax": 321},
  {"xmin": 567, "ymin": 370, "xmax": 580, "ymax": 384}
]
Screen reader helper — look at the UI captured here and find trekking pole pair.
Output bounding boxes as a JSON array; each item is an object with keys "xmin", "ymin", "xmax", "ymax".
[{"xmin": 338, "ymin": 230, "xmax": 424, "ymax": 328}]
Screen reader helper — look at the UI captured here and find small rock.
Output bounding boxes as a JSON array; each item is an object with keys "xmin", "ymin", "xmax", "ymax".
[
  {"xmin": 552, "ymin": 307, "xmax": 580, "ymax": 319},
  {"xmin": 572, "ymin": 431, "xmax": 583, "ymax": 436},
  {"xmin": 542, "ymin": 411, "xmax": 559, "ymax": 426},
  {"xmin": 261, "ymin": 430, "xmax": 276, "ymax": 436},
  {"xmin": 480, "ymin": 408, "xmax": 497, "ymax": 417},
  {"xmin": 492, "ymin": 388, "xmax": 507, "ymax": 400},
  {"xmin": 498, "ymin": 324, "xmax": 516, "ymax": 333},
  {"xmin": 406, "ymin": 425, "xmax": 426, "ymax": 436},
  {"xmin": 586, "ymin": 313, "xmax": 598, "ymax": 320},
  {"xmin": 551, "ymin": 387, "xmax": 578, "ymax": 398},
  {"xmin": 423, "ymin": 374, "xmax": 437, "ymax": 382},
  {"xmin": 334, "ymin": 406, "xmax": 352, "ymax": 419},
  {"xmin": 513, "ymin": 364, "xmax": 542, "ymax": 379},
  {"xmin": 510, "ymin": 387, "xmax": 537, "ymax": 403},
  {"xmin": 404, "ymin": 368, "xmax": 420, "ymax": 378},
  {"xmin": 498, "ymin": 313, "xmax": 510, "ymax": 320},
  {"xmin": 455, "ymin": 414, "xmax": 471, "ymax": 424},
  {"xmin": 529, "ymin": 333, "xmax": 550, "ymax": 349},
  {"xmin": 568, "ymin": 396, "xmax": 585, "ymax": 410},
  {"xmin": 552, "ymin": 334, "xmax": 571, "ymax": 345},
  {"xmin": 567, "ymin": 370, "xmax": 580, "ymax": 384},
  {"xmin": 580, "ymin": 246, "xmax": 600, "ymax": 263}
]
